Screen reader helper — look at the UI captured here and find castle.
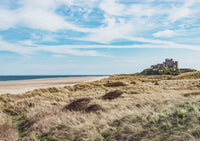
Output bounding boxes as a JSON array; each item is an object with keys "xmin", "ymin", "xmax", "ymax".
[
  {"xmin": 142, "ymin": 59, "xmax": 196, "ymax": 75},
  {"xmin": 150, "ymin": 59, "xmax": 178, "ymax": 71},
  {"xmin": 141, "ymin": 59, "xmax": 179, "ymax": 75}
]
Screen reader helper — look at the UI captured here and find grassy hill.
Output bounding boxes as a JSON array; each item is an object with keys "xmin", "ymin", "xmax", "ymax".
[
  {"xmin": 1, "ymin": 73, "xmax": 200, "ymax": 140},
  {"xmin": 141, "ymin": 68, "xmax": 196, "ymax": 75}
]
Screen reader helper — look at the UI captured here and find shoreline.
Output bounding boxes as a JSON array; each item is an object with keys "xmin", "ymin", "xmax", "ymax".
[
  {"xmin": 0, "ymin": 76, "xmax": 109, "ymax": 95},
  {"xmin": 0, "ymin": 75, "xmax": 109, "ymax": 82}
]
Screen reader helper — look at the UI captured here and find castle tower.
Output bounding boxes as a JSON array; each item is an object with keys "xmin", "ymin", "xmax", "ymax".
[{"xmin": 175, "ymin": 61, "xmax": 178, "ymax": 69}]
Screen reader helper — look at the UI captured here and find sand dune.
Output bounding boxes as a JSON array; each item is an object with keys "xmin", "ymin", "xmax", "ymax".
[{"xmin": 1, "ymin": 72, "xmax": 200, "ymax": 140}]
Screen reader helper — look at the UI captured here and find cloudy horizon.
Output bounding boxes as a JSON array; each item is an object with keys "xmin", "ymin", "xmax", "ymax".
[{"xmin": 1, "ymin": 0, "xmax": 200, "ymax": 75}]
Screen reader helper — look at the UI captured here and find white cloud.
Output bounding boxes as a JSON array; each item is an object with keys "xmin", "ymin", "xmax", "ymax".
[
  {"xmin": 52, "ymin": 54, "xmax": 66, "ymax": 58},
  {"xmin": 78, "ymin": 16, "xmax": 135, "ymax": 43},
  {"xmin": 168, "ymin": 7, "xmax": 191, "ymax": 22},
  {"xmin": 0, "ymin": 0, "xmax": 200, "ymax": 48},
  {"xmin": 0, "ymin": 0, "xmax": 91, "ymax": 32},
  {"xmin": 0, "ymin": 0, "xmax": 198, "ymax": 33},
  {"xmin": 153, "ymin": 30, "xmax": 176, "ymax": 38},
  {"xmin": 0, "ymin": 8, "xmax": 17, "ymax": 30},
  {"xmin": 18, "ymin": 8, "xmax": 68, "ymax": 32},
  {"xmin": 100, "ymin": 0, "xmax": 155, "ymax": 17},
  {"xmin": 18, "ymin": 40, "xmax": 35, "ymax": 46},
  {"xmin": 40, "ymin": 45, "xmax": 103, "ymax": 56},
  {"xmin": 128, "ymin": 4, "xmax": 155, "ymax": 17},
  {"xmin": 165, "ymin": 0, "xmax": 200, "ymax": 23},
  {"xmin": 100, "ymin": 0, "xmax": 125, "ymax": 16},
  {"xmin": 0, "ymin": 40, "xmax": 34, "ymax": 55},
  {"xmin": 0, "ymin": 37, "xmax": 103, "ymax": 56},
  {"xmin": 1, "ymin": 34, "xmax": 200, "ymax": 58}
]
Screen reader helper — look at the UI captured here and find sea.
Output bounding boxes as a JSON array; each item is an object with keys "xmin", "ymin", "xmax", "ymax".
[{"xmin": 0, "ymin": 75, "xmax": 108, "ymax": 82}]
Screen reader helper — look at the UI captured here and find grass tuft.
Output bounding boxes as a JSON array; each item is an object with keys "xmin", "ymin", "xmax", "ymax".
[
  {"xmin": 183, "ymin": 92, "xmax": 200, "ymax": 97},
  {"xmin": 0, "ymin": 119, "xmax": 18, "ymax": 141}
]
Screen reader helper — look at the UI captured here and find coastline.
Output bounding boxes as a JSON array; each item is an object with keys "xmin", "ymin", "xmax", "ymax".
[
  {"xmin": 0, "ymin": 76, "xmax": 109, "ymax": 95},
  {"xmin": 0, "ymin": 75, "xmax": 109, "ymax": 82}
]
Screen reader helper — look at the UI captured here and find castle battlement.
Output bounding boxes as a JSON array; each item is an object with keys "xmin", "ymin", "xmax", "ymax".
[{"xmin": 150, "ymin": 58, "xmax": 178, "ymax": 71}]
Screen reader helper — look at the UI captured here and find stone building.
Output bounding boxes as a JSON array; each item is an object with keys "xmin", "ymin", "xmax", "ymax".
[{"xmin": 150, "ymin": 59, "xmax": 178, "ymax": 71}]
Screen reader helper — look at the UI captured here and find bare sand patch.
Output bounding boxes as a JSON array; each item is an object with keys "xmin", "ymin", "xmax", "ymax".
[{"xmin": 0, "ymin": 76, "xmax": 109, "ymax": 95}]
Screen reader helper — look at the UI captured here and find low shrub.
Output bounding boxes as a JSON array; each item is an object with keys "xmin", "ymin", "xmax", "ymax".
[
  {"xmin": 130, "ymin": 81, "xmax": 136, "ymax": 84},
  {"xmin": 62, "ymin": 98, "xmax": 91, "ymax": 111},
  {"xmin": 104, "ymin": 82, "xmax": 127, "ymax": 87},
  {"xmin": 102, "ymin": 90, "xmax": 123, "ymax": 100},
  {"xmin": 85, "ymin": 104, "xmax": 103, "ymax": 112},
  {"xmin": 183, "ymin": 92, "xmax": 200, "ymax": 97}
]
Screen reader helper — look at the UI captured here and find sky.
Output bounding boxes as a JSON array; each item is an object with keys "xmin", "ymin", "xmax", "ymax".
[{"xmin": 0, "ymin": 0, "xmax": 200, "ymax": 75}]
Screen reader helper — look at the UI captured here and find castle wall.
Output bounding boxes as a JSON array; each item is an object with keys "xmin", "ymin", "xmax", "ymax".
[{"xmin": 150, "ymin": 59, "xmax": 178, "ymax": 71}]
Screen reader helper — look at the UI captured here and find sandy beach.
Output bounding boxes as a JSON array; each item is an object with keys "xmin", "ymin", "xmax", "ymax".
[{"xmin": 0, "ymin": 76, "xmax": 109, "ymax": 95}]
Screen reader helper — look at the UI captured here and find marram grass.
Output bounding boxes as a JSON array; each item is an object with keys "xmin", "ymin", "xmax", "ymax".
[{"xmin": 0, "ymin": 71, "xmax": 200, "ymax": 141}]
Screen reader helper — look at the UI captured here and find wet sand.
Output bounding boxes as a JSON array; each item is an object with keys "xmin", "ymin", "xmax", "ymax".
[{"xmin": 0, "ymin": 76, "xmax": 109, "ymax": 94}]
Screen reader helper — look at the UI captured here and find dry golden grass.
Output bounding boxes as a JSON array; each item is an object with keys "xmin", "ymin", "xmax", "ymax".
[
  {"xmin": 173, "ymin": 71, "xmax": 200, "ymax": 79},
  {"xmin": 0, "ymin": 72, "xmax": 200, "ymax": 140},
  {"xmin": 0, "ymin": 112, "xmax": 6, "ymax": 122},
  {"xmin": 0, "ymin": 116, "xmax": 18, "ymax": 141}
]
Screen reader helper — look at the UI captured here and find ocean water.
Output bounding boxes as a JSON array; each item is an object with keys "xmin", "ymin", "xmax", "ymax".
[{"xmin": 0, "ymin": 75, "xmax": 107, "ymax": 82}]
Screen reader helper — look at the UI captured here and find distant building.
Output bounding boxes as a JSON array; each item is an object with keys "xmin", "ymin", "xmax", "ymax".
[
  {"xmin": 142, "ymin": 59, "xmax": 196, "ymax": 75},
  {"xmin": 150, "ymin": 58, "xmax": 178, "ymax": 71}
]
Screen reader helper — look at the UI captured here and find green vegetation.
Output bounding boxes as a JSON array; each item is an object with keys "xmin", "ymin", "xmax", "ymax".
[
  {"xmin": 141, "ymin": 70, "xmax": 150, "ymax": 75},
  {"xmin": 176, "ymin": 69, "xmax": 181, "ymax": 73},
  {"xmin": 183, "ymin": 92, "xmax": 200, "ymax": 97},
  {"xmin": 163, "ymin": 68, "xmax": 171, "ymax": 74},
  {"xmin": 180, "ymin": 69, "xmax": 196, "ymax": 73},
  {"xmin": 141, "ymin": 68, "xmax": 180, "ymax": 75},
  {"xmin": 141, "ymin": 67, "xmax": 197, "ymax": 76}
]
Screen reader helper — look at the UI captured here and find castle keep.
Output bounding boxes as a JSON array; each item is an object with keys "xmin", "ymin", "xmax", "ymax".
[
  {"xmin": 142, "ymin": 58, "xmax": 179, "ymax": 75},
  {"xmin": 150, "ymin": 59, "xmax": 178, "ymax": 71}
]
